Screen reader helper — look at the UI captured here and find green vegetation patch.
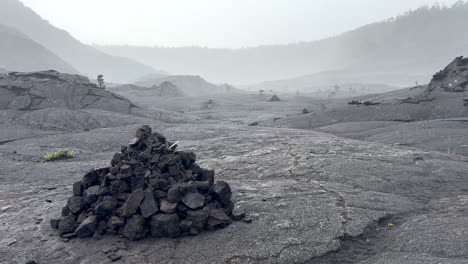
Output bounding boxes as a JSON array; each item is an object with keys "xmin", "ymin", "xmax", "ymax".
[{"xmin": 43, "ymin": 149, "xmax": 75, "ymax": 162}]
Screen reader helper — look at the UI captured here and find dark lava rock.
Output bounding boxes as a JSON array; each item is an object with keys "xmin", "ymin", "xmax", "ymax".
[
  {"xmin": 72, "ymin": 181, "xmax": 83, "ymax": 196},
  {"xmin": 95, "ymin": 196, "xmax": 118, "ymax": 219},
  {"xmin": 107, "ymin": 216, "xmax": 124, "ymax": 231},
  {"xmin": 182, "ymin": 192, "xmax": 205, "ymax": 209},
  {"xmin": 211, "ymin": 181, "xmax": 232, "ymax": 205},
  {"xmin": 123, "ymin": 214, "xmax": 147, "ymax": 240},
  {"xmin": 53, "ymin": 126, "xmax": 237, "ymax": 240},
  {"xmin": 140, "ymin": 190, "xmax": 159, "ymax": 218},
  {"xmin": 121, "ymin": 189, "xmax": 144, "ymax": 218},
  {"xmin": 84, "ymin": 185, "xmax": 101, "ymax": 204},
  {"xmin": 75, "ymin": 216, "xmax": 97, "ymax": 238},
  {"xmin": 185, "ymin": 208, "xmax": 210, "ymax": 231},
  {"xmin": 67, "ymin": 196, "xmax": 85, "ymax": 214},
  {"xmin": 149, "ymin": 214, "xmax": 181, "ymax": 238},
  {"xmin": 58, "ymin": 216, "xmax": 78, "ymax": 235},
  {"xmin": 206, "ymin": 209, "xmax": 232, "ymax": 231}
]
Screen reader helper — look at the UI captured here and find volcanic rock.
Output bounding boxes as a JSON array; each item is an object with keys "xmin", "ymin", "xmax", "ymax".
[
  {"xmin": 51, "ymin": 126, "xmax": 237, "ymax": 240},
  {"xmin": 139, "ymin": 190, "xmax": 158, "ymax": 218},
  {"xmin": 58, "ymin": 216, "xmax": 77, "ymax": 235},
  {"xmin": 149, "ymin": 214, "xmax": 181, "ymax": 238},
  {"xmin": 75, "ymin": 216, "xmax": 97, "ymax": 238},
  {"xmin": 206, "ymin": 209, "xmax": 231, "ymax": 231},
  {"xmin": 211, "ymin": 181, "xmax": 232, "ymax": 205},
  {"xmin": 67, "ymin": 196, "xmax": 85, "ymax": 214},
  {"xmin": 123, "ymin": 214, "xmax": 147, "ymax": 240},
  {"xmin": 95, "ymin": 196, "xmax": 118, "ymax": 219},
  {"xmin": 0, "ymin": 70, "xmax": 136, "ymax": 113},
  {"xmin": 121, "ymin": 189, "xmax": 144, "ymax": 218},
  {"xmin": 182, "ymin": 192, "xmax": 205, "ymax": 209}
]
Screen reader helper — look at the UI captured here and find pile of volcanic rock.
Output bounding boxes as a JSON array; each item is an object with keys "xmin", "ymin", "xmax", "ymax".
[{"xmin": 51, "ymin": 126, "xmax": 242, "ymax": 240}]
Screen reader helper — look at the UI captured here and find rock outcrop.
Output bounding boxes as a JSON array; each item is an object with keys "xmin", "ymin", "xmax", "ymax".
[
  {"xmin": 430, "ymin": 56, "xmax": 468, "ymax": 93},
  {"xmin": 268, "ymin": 95, "xmax": 281, "ymax": 102},
  {"xmin": 0, "ymin": 70, "xmax": 136, "ymax": 113},
  {"xmin": 151, "ymin": 81, "xmax": 185, "ymax": 97},
  {"xmin": 51, "ymin": 126, "xmax": 239, "ymax": 240}
]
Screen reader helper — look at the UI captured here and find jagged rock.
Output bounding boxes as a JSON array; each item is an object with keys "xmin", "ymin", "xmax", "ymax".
[
  {"xmin": 159, "ymin": 200, "xmax": 178, "ymax": 213},
  {"xmin": 58, "ymin": 216, "xmax": 78, "ymax": 235},
  {"xmin": 140, "ymin": 190, "xmax": 158, "ymax": 218},
  {"xmin": 185, "ymin": 208, "xmax": 210, "ymax": 231},
  {"xmin": 75, "ymin": 216, "xmax": 97, "ymax": 238},
  {"xmin": 182, "ymin": 192, "xmax": 205, "ymax": 209},
  {"xmin": 67, "ymin": 196, "xmax": 85, "ymax": 214},
  {"xmin": 166, "ymin": 185, "xmax": 182, "ymax": 202},
  {"xmin": 95, "ymin": 196, "xmax": 118, "ymax": 218},
  {"xmin": 206, "ymin": 209, "xmax": 231, "ymax": 231},
  {"xmin": 211, "ymin": 181, "xmax": 232, "ymax": 205},
  {"xmin": 429, "ymin": 56, "xmax": 468, "ymax": 93},
  {"xmin": 84, "ymin": 185, "xmax": 101, "ymax": 204},
  {"xmin": 121, "ymin": 189, "xmax": 144, "ymax": 218},
  {"xmin": 72, "ymin": 181, "xmax": 83, "ymax": 196},
  {"xmin": 123, "ymin": 214, "xmax": 147, "ymax": 240},
  {"xmin": 149, "ymin": 214, "xmax": 181, "ymax": 238}
]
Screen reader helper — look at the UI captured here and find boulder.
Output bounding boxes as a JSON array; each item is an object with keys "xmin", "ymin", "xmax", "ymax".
[
  {"xmin": 182, "ymin": 192, "xmax": 205, "ymax": 210},
  {"xmin": 139, "ymin": 190, "xmax": 159, "ymax": 218},
  {"xmin": 121, "ymin": 189, "xmax": 144, "ymax": 218},
  {"xmin": 149, "ymin": 214, "xmax": 181, "ymax": 238},
  {"xmin": 74, "ymin": 216, "xmax": 97, "ymax": 238},
  {"xmin": 123, "ymin": 214, "xmax": 147, "ymax": 240}
]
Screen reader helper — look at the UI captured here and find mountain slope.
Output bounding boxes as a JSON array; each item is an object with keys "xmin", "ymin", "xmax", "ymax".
[
  {"xmin": 0, "ymin": 24, "xmax": 78, "ymax": 73},
  {"xmin": 0, "ymin": 0, "xmax": 156, "ymax": 83},
  {"xmin": 97, "ymin": 3, "xmax": 468, "ymax": 85}
]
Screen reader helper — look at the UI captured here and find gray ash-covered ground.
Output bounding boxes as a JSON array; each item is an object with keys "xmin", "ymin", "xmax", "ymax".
[
  {"xmin": 0, "ymin": 60, "xmax": 467, "ymax": 263},
  {"xmin": 52, "ymin": 125, "xmax": 239, "ymax": 240}
]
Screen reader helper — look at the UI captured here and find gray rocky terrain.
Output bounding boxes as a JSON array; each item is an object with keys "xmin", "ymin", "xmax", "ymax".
[{"xmin": 0, "ymin": 59, "xmax": 467, "ymax": 264}]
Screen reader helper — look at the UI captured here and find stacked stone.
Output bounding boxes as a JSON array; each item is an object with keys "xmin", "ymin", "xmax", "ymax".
[{"xmin": 51, "ymin": 126, "xmax": 239, "ymax": 240}]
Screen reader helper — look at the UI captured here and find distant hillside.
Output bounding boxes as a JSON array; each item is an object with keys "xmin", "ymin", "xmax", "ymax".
[
  {"xmin": 0, "ymin": 24, "xmax": 78, "ymax": 73},
  {"xmin": 0, "ymin": 0, "xmax": 156, "ymax": 83},
  {"xmin": 97, "ymin": 3, "xmax": 468, "ymax": 86},
  {"xmin": 135, "ymin": 75, "xmax": 223, "ymax": 96}
]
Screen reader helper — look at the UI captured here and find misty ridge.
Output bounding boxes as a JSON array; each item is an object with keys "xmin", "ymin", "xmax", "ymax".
[
  {"xmin": 95, "ymin": 2, "xmax": 468, "ymax": 88},
  {"xmin": 1, "ymin": 0, "xmax": 468, "ymax": 93}
]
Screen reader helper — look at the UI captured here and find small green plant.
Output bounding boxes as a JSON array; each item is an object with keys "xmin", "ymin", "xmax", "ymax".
[{"xmin": 43, "ymin": 149, "xmax": 75, "ymax": 162}]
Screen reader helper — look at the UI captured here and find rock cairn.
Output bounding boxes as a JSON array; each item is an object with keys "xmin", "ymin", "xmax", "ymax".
[{"xmin": 51, "ymin": 126, "xmax": 240, "ymax": 240}]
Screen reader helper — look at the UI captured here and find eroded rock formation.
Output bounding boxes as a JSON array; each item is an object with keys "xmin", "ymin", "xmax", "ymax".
[{"xmin": 0, "ymin": 70, "xmax": 136, "ymax": 113}]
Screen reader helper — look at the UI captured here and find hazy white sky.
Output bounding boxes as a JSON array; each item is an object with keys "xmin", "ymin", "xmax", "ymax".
[{"xmin": 20, "ymin": 0, "xmax": 460, "ymax": 48}]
